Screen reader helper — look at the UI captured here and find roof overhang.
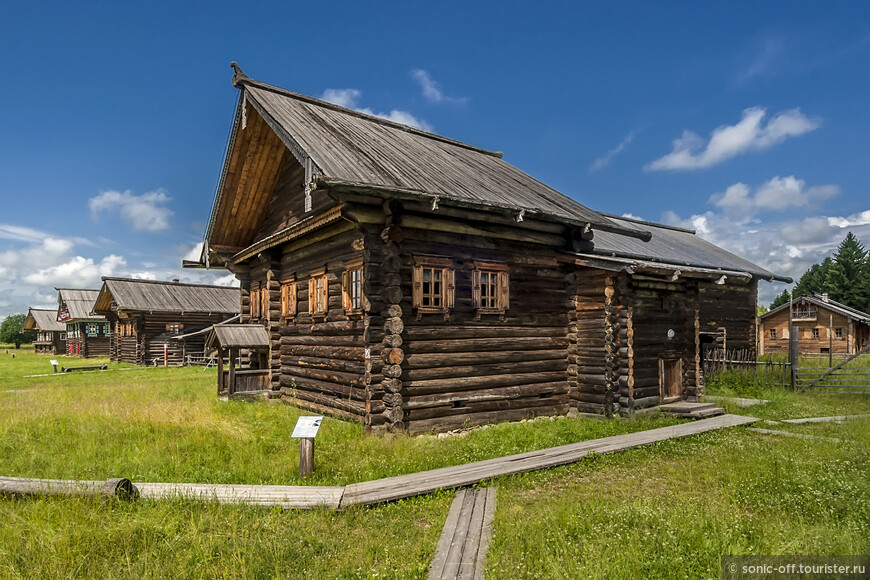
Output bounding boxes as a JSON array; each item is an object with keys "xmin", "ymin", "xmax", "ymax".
[{"xmin": 572, "ymin": 252, "xmax": 754, "ymax": 284}]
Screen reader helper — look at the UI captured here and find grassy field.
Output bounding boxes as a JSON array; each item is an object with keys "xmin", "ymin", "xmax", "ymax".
[{"xmin": 1, "ymin": 345, "xmax": 868, "ymax": 578}]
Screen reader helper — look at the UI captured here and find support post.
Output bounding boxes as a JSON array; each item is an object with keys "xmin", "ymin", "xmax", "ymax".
[
  {"xmin": 228, "ymin": 348, "xmax": 236, "ymax": 396},
  {"xmin": 829, "ymin": 313, "xmax": 833, "ymax": 368},
  {"xmin": 299, "ymin": 438, "xmax": 314, "ymax": 477}
]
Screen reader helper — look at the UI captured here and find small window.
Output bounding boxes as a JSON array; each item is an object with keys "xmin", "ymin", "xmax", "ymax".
[
  {"xmin": 250, "ymin": 283, "xmax": 261, "ymax": 319},
  {"xmin": 260, "ymin": 286, "xmax": 270, "ymax": 321},
  {"xmin": 60, "ymin": 333, "xmax": 66, "ymax": 341},
  {"xmin": 281, "ymin": 280, "xmax": 297, "ymax": 318},
  {"xmin": 412, "ymin": 256, "xmax": 454, "ymax": 313},
  {"xmin": 309, "ymin": 269, "xmax": 328, "ymax": 314},
  {"xmin": 769, "ymin": 329, "xmax": 776, "ymax": 339},
  {"xmin": 472, "ymin": 262, "xmax": 509, "ymax": 313},
  {"xmin": 166, "ymin": 323, "xmax": 183, "ymax": 336},
  {"xmin": 812, "ymin": 328, "xmax": 820, "ymax": 339},
  {"xmin": 342, "ymin": 257, "xmax": 364, "ymax": 313},
  {"xmin": 86, "ymin": 323, "xmax": 99, "ymax": 337},
  {"xmin": 835, "ymin": 327, "xmax": 843, "ymax": 339}
]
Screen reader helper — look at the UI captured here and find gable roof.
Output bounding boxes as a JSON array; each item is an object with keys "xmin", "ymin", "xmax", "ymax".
[
  {"xmin": 200, "ymin": 64, "xmax": 650, "ymax": 265},
  {"xmin": 760, "ymin": 293, "xmax": 870, "ymax": 323},
  {"xmin": 24, "ymin": 308, "xmax": 66, "ymax": 332},
  {"xmin": 208, "ymin": 324, "xmax": 270, "ymax": 349},
  {"xmin": 590, "ymin": 215, "xmax": 791, "ymax": 282},
  {"xmin": 56, "ymin": 288, "xmax": 103, "ymax": 322},
  {"xmin": 92, "ymin": 278, "xmax": 240, "ymax": 315}
]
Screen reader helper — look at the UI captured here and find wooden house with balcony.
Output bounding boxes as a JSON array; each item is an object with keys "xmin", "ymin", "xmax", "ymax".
[
  {"xmin": 23, "ymin": 308, "xmax": 67, "ymax": 354},
  {"xmin": 55, "ymin": 288, "xmax": 110, "ymax": 357},
  {"xmin": 92, "ymin": 277, "xmax": 240, "ymax": 366},
  {"xmin": 758, "ymin": 293, "xmax": 870, "ymax": 355},
  {"xmin": 187, "ymin": 64, "xmax": 788, "ymax": 433}
]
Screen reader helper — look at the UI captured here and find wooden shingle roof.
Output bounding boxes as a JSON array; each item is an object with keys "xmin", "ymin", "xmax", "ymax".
[
  {"xmin": 591, "ymin": 215, "xmax": 791, "ymax": 282},
  {"xmin": 209, "ymin": 324, "xmax": 269, "ymax": 349},
  {"xmin": 93, "ymin": 278, "xmax": 240, "ymax": 315},
  {"xmin": 24, "ymin": 308, "xmax": 66, "ymax": 332},
  {"xmin": 56, "ymin": 288, "xmax": 103, "ymax": 322}
]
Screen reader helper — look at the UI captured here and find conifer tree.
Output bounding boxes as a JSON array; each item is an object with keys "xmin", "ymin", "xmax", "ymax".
[{"xmin": 824, "ymin": 232, "xmax": 869, "ymax": 311}]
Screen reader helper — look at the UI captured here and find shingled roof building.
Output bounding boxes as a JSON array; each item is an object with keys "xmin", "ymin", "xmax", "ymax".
[
  {"xmin": 92, "ymin": 277, "xmax": 240, "ymax": 366},
  {"xmin": 23, "ymin": 308, "xmax": 67, "ymax": 354},
  {"xmin": 56, "ymin": 288, "xmax": 109, "ymax": 358},
  {"xmin": 189, "ymin": 64, "xmax": 788, "ymax": 432}
]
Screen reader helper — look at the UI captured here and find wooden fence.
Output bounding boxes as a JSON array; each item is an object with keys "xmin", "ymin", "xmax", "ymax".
[{"xmin": 702, "ymin": 347, "xmax": 792, "ymax": 386}]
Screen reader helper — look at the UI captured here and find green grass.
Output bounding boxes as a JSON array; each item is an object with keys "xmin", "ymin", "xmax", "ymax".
[{"xmin": 1, "ymin": 345, "xmax": 868, "ymax": 578}]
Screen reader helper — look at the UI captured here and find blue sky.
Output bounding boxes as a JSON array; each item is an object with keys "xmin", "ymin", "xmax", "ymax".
[{"xmin": 2, "ymin": 1, "xmax": 869, "ymax": 318}]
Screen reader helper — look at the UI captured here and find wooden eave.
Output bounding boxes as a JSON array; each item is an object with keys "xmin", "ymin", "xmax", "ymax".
[
  {"xmin": 231, "ymin": 205, "xmax": 346, "ymax": 264},
  {"xmin": 317, "ymin": 177, "xmax": 652, "ymax": 242},
  {"xmin": 571, "ymin": 252, "xmax": 753, "ymax": 283}
]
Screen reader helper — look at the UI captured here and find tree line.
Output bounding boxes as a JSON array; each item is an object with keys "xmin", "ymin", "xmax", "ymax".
[
  {"xmin": 0, "ymin": 314, "xmax": 34, "ymax": 348},
  {"xmin": 770, "ymin": 232, "xmax": 870, "ymax": 313}
]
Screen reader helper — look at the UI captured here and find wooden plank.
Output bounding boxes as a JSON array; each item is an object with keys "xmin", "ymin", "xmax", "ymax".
[
  {"xmin": 134, "ymin": 483, "xmax": 344, "ymax": 509},
  {"xmin": 748, "ymin": 428, "xmax": 845, "ymax": 443},
  {"xmin": 428, "ymin": 489, "xmax": 468, "ymax": 579},
  {"xmin": 780, "ymin": 414, "xmax": 870, "ymax": 424},
  {"xmin": 474, "ymin": 488, "xmax": 497, "ymax": 580},
  {"xmin": 341, "ymin": 414, "xmax": 757, "ymax": 506},
  {"xmin": 428, "ymin": 488, "xmax": 497, "ymax": 580}
]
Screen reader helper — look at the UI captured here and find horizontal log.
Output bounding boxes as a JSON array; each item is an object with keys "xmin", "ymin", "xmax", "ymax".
[
  {"xmin": 404, "ymin": 349, "xmax": 567, "ymax": 369},
  {"xmin": 406, "ymin": 336, "xmax": 568, "ymax": 354},
  {"xmin": 404, "ymin": 394, "xmax": 570, "ymax": 421},
  {"xmin": 281, "ymin": 345, "xmax": 366, "ymax": 361},
  {"xmin": 280, "ymin": 393, "xmax": 365, "ymax": 421},
  {"xmin": 403, "ymin": 359, "xmax": 566, "ymax": 381},
  {"xmin": 279, "ymin": 374, "xmax": 367, "ymax": 401},
  {"xmin": 406, "ymin": 403, "xmax": 570, "ymax": 434},
  {"xmin": 401, "ymin": 326, "xmax": 565, "ymax": 340},
  {"xmin": 0, "ymin": 476, "xmax": 137, "ymax": 500},
  {"xmin": 279, "ymin": 356, "xmax": 366, "ymax": 375},
  {"xmin": 404, "ymin": 371, "xmax": 567, "ymax": 396},
  {"xmin": 403, "ymin": 381, "xmax": 569, "ymax": 409},
  {"xmin": 280, "ymin": 365, "xmax": 365, "ymax": 388}
]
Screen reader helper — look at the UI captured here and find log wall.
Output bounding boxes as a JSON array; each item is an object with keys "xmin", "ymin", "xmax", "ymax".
[
  {"xmin": 699, "ymin": 281, "xmax": 758, "ymax": 352},
  {"xmin": 107, "ymin": 313, "xmax": 232, "ymax": 366}
]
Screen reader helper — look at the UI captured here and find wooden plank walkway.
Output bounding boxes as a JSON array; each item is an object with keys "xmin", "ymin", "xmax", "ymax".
[
  {"xmin": 748, "ymin": 427, "xmax": 845, "ymax": 443},
  {"xmin": 428, "ymin": 488, "xmax": 496, "ymax": 580},
  {"xmin": 781, "ymin": 413, "xmax": 870, "ymax": 424},
  {"xmin": 135, "ymin": 483, "xmax": 344, "ymax": 509},
  {"xmin": 2, "ymin": 414, "xmax": 757, "ymax": 510},
  {"xmin": 340, "ymin": 413, "xmax": 757, "ymax": 507}
]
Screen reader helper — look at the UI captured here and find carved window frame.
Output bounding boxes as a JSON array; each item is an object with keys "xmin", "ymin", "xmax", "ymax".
[
  {"xmin": 412, "ymin": 255, "xmax": 455, "ymax": 319},
  {"xmin": 308, "ymin": 267, "xmax": 329, "ymax": 316},
  {"xmin": 281, "ymin": 276, "xmax": 297, "ymax": 320},
  {"xmin": 471, "ymin": 261, "xmax": 509, "ymax": 319},
  {"xmin": 342, "ymin": 256, "xmax": 364, "ymax": 315},
  {"xmin": 250, "ymin": 282, "xmax": 261, "ymax": 320}
]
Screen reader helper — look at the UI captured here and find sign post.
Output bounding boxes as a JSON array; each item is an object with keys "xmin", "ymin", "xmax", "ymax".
[
  {"xmin": 50, "ymin": 360, "xmax": 59, "ymax": 373},
  {"xmin": 291, "ymin": 416, "xmax": 323, "ymax": 477},
  {"xmin": 163, "ymin": 343, "xmax": 168, "ymax": 367}
]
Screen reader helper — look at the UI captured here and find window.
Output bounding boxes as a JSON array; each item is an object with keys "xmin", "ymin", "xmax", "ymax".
[
  {"xmin": 835, "ymin": 327, "xmax": 843, "ymax": 339},
  {"xmin": 342, "ymin": 257, "xmax": 364, "ymax": 313},
  {"xmin": 769, "ymin": 329, "xmax": 777, "ymax": 339},
  {"xmin": 812, "ymin": 328, "xmax": 820, "ymax": 339},
  {"xmin": 260, "ymin": 286, "xmax": 270, "ymax": 321},
  {"xmin": 250, "ymin": 284, "xmax": 261, "ymax": 319},
  {"xmin": 166, "ymin": 323, "xmax": 183, "ymax": 336},
  {"xmin": 412, "ymin": 256, "xmax": 454, "ymax": 314},
  {"xmin": 60, "ymin": 333, "xmax": 66, "ymax": 341},
  {"xmin": 472, "ymin": 262, "xmax": 509, "ymax": 313},
  {"xmin": 308, "ymin": 268, "xmax": 328, "ymax": 314},
  {"xmin": 86, "ymin": 323, "xmax": 99, "ymax": 337},
  {"xmin": 281, "ymin": 280, "xmax": 297, "ymax": 318}
]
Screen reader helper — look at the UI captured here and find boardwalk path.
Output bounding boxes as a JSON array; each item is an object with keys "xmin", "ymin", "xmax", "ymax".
[{"xmin": 129, "ymin": 413, "xmax": 757, "ymax": 509}]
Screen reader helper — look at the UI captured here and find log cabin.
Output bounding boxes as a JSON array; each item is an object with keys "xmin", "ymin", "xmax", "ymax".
[
  {"xmin": 23, "ymin": 308, "xmax": 67, "ymax": 354},
  {"xmin": 55, "ymin": 288, "xmax": 109, "ymax": 357},
  {"xmin": 92, "ymin": 277, "xmax": 240, "ymax": 366},
  {"xmin": 187, "ymin": 64, "xmax": 788, "ymax": 433},
  {"xmin": 758, "ymin": 293, "xmax": 870, "ymax": 356}
]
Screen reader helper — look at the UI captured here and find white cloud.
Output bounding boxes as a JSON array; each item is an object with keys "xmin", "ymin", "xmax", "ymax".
[
  {"xmin": 646, "ymin": 107, "xmax": 820, "ymax": 171},
  {"xmin": 183, "ymin": 242, "xmax": 204, "ymax": 262},
  {"xmin": 590, "ymin": 131, "xmax": 636, "ymax": 172},
  {"xmin": 739, "ymin": 37, "xmax": 785, "ymax": 82},
  {"xmin": 410, "ymin": 69, "xmax": 466, "ymax": 105},
  {"xmin": 320, "ymin": 88, "xmax": 433, "ymax": 132},
  {"xmin": 710, "ymin": 175, "xmax": 839, "ymax": 219},
  {"xmin": 23, "ymin": 255, "xmax": 126, "ymax": 287},
  {"xmin": 89, "ymin": 189, "xmax": 173, "ymax": 231},
  {"xmin": 662, "ymin": 182, "xmax": 870, "ymax": 304}
]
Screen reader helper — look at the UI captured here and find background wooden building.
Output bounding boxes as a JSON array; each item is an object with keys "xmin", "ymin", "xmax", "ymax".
[
  {"xmin": 92, "ymin": 277, "xmax": 240, "ymax": 366},
  {"xmin": 758, "ymin": 293, "xmax": 870, "ymax": 356},
  {"xmin": 188, "ymin": 65, "xmax": 787, "ymax": 432},
  {"xmin": 56, "ymin": 288, "xmax": 109, "ymax": 357},
  {"xmin": 23, "ymin": 308, "xmax": 67, "ymax": 354}
]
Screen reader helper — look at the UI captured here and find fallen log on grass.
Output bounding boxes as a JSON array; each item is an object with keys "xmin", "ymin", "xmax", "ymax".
[
  {"xmin": 61, "ymin": 364, "xmax": 108, "ymax": 372},
  {"xmin": 0, "ymin": 476, "xmax": 138, "ymax": 499}
]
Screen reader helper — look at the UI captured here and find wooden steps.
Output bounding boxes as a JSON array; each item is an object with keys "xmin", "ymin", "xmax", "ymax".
[
  {"xmin": 428, "ymin": 488, "xmax": 496, "ymax": 580},
  {"xmin": 658, "ymin": 401, "xmax": 725, "ymax": 419}
]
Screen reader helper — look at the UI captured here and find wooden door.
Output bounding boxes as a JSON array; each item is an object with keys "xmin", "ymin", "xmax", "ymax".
[{"xmin": 659, "ymin": 357, "xmax": 682, "ymax": 400}]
